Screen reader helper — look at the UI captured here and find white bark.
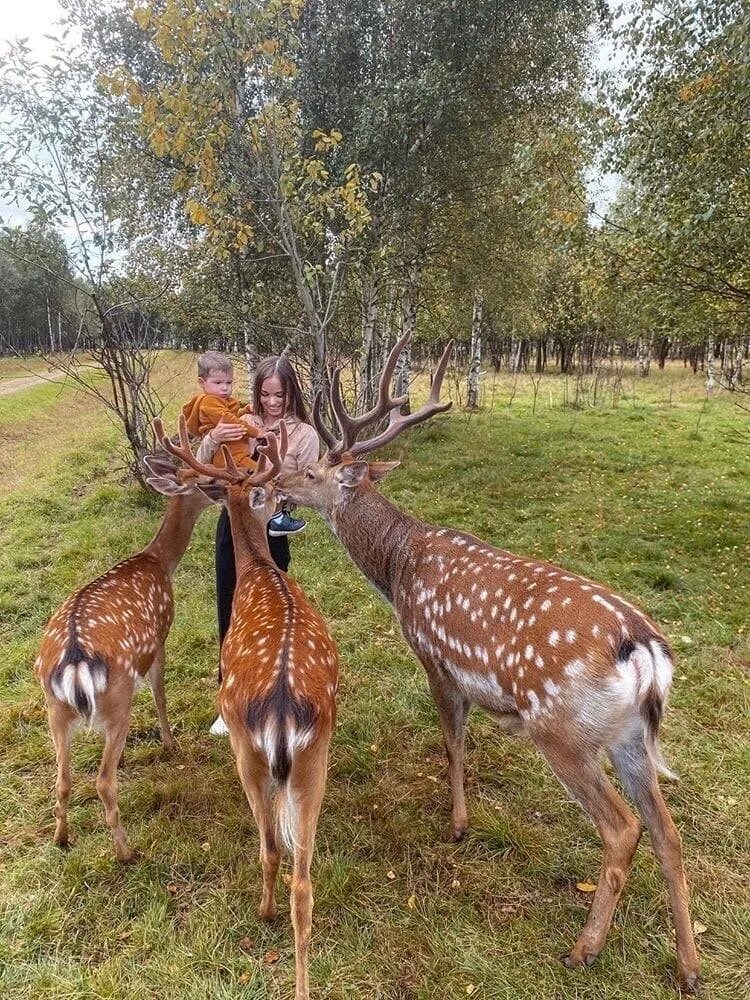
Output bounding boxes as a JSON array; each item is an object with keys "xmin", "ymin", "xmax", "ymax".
[
  {"xmin": 467, "ymin": 289, "xmax": 483, "ymax": 409},
  {"xmin": 706, "ymin": 333, "xmax": 715, "ymax": 394}
]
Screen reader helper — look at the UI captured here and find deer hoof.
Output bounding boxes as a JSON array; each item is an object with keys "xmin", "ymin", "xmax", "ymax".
[
  {"xmin": 117, "ymin": 847, "xmax": 138, "ymax": 864},
  {"xmin": 258, "ymin": 903, "xmax": 277, "ymax": 922},
  {"xmin": 560, "ymin": 952, "xmax": 598, "ymax": 970},
  {"xmin": 678, "ymin": 971, "xmax": 702, "ymax": 995}
]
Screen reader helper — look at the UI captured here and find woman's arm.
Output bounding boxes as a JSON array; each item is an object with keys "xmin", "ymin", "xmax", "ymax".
[{"xmin": 195, "ymin": 421, "xmax": 247, "ymax": 463}]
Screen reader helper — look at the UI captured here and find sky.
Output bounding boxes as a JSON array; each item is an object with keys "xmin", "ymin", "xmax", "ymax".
[{"xmin": 0, "ymin": 0, "xmax": 70, "ymax": 226}]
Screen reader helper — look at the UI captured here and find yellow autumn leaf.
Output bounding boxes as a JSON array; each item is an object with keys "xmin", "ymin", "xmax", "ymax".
[
  {"xmin": 693, "ymin": 921, "xmax": 707, "ymax": 935},
  {"xmin": 576, "ymin": 881, "xmax": 597, "ymax": 893},
  {"xmin": 132, "ymin": 7, "xmax": 151, "ymax": 31},
  {"xmin": 407, "ymin": 894, "xmax": 417, "ymax": 910}
]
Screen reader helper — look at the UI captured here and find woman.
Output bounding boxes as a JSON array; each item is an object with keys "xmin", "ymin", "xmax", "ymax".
[{"xmin": 198, "ymin": 355, "xmax": 320, "ymax": 734}]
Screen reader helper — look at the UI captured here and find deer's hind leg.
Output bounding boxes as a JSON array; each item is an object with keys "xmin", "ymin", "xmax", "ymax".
[
  {"xmin": 232, "ymin": 737, "xmax": 280, "ymax": 922},
  {"xmin": 425, "ymin": 670, "xmax": 471, "ymax": 841},
  {"xmin": 535, "ymin": 733, "xmax": 642, "ymax": 969},
  {"xmin": 610, "ymin": 736, "xmax": 700, "ymax": 993},
  {"xmin": 48, "ymin": 698, "xmax": 76, "ymax": 848},
  {"xmin": 97, "ymin": 691, "xmax": 136, "ymax": 862}
]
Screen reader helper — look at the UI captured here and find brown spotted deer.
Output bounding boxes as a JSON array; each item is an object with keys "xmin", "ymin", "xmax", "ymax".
[
  {"xmin": 153, "ymin": 416, "xmax": 338, "ymax": 1000},
  {"xmin": 276, "ymin": 333, "xmax": 701, "ymax": 992},
  {"xmin": 34, "ymin": 457, "xmax": 211, "ymax": 862}
]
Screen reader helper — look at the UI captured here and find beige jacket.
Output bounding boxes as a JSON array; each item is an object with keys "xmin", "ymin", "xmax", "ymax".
[{"xmin": 197, "ymin": 416, "xmax": 319, "ymax": 474}]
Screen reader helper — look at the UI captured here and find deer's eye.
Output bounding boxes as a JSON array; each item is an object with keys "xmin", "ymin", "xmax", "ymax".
[{"xmin": 304, "ymin": 469, "xmax": 316, "ymax": 480}]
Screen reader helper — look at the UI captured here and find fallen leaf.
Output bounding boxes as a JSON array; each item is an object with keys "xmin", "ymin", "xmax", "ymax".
[
  {"xmin": 201, "ymin": 841, "xmax": 211, "ymax": 852},
  {"xmin": 407, "ymin": 894, "xmax": 417, "ymax": 910},
  {"xmin": 166, "ymin": 883, "xmax": 178, "ymax": 895},
  {"xmin": 451, "ymin": 879, "xmax": 461, "ymax": 889},
  {"xmin": 238, "ymin": 971, "xmax": 252, "ymax": 984},
  {"xmin": 386, "ymin": 870, "xmax": 396, "ymax": 881},
  {"xmin": 117, "ymin": 929, "xmax": 132, "ymax": 940},
  {"xmin": 576, "ymin": 881, "xmax": 598, "ymax": 893},
  {"xmin": 466, "ymin": 985, "xmax": 476, "ymax": 995},
  {"xmin": 370, "ymin": 744, "xmax": 379, "ymax": 753},
  {"xmin": 679, "ymin": 635, "xmax": 693, "ymax": 645},
  {"xmin": 264, "ymin": 949, "xmax": 281, "ymax": 965},
  {"xmin": 239, "ymin": 937, "xmax": 255, "ymax": 952},
  {"xmin": 693, "ymin": 921, "xmax": 707, "ymax": 935}
]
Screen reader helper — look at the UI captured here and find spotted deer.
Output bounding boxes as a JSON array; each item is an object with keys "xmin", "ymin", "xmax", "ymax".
[
  {"xmin": 153, "ymin": 416, "xmax": 338, "ymax": 1000},
  {"xmin": 34, "ymin": 458, "xmax": 212, "ymax": 862},
  {"xmin": 276, "ymin": 333, "xmax": 701, "ymax": 992}
]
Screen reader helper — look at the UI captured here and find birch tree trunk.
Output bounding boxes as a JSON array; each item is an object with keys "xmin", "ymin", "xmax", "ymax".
[
  {"xmin": 394, "ymin": 267, "xmax": 419, "ymax": 414},
  {"xmin": 242, "ymin": 318, "xmax": 258, "ymax": 393},
  {"xmin": 706, "ymin": 332, "xmax": 716, "ymax": 394},
  {"xmin": 357, "ymin": 273, "xmax": 379, "ymax": 412},
  {"xmin": 466, "ymin": 288, "xmax": 483, "ymax": 409},
  {"xmin": 637, "ymin": 335, "xmax": 651, "ymax": 377}
]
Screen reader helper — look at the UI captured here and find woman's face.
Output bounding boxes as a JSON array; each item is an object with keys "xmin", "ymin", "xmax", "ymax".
[{"xmin": 259, "ymin": 374, "xmax": 286, "ymax": 421}]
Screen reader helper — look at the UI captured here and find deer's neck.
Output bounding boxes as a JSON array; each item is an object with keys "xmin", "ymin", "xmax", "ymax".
[
  {"xmin": 331, "ymin": 484, "xmax": 423, "ymax": 605},
  {"xmin": 225, "ymin": 497, "xmax": 276, "ymax": 578},
  {"xmin": 145, "ymin": 495, "xmax": 204, "ymax": 576}
]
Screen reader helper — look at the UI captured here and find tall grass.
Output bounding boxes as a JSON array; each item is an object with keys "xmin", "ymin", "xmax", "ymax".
[{"xmin": 1, "ymin": 361, "xmax": 748, "ymax": 999}]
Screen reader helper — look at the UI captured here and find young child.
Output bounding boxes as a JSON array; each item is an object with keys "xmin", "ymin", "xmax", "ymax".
[
  {"xmin": 182, "ymin": 351, "xmax": 305, "ymax": 536},
  {"xmin": 181, "ymin": 351, "xmax": 258, "ymax": 470}
]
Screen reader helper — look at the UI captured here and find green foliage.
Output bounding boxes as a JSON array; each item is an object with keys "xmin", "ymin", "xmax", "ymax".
[{"xmin": 603, "ymin": 0, "xmax": 749, "ymax": 329}]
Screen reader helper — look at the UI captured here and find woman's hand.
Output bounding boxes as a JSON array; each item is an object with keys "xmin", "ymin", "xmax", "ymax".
[
  {"xmin": 240, "ymin": 413, "xmax": 264, "ymax": 432},
  {"xmin": 209, "ymin": 421, "xmax": 246, "ymax": 444}
]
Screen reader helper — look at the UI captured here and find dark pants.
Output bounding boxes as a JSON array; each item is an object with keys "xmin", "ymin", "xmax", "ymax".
[{"xmin": 215, "ymin": 507, "xmax": 290, "ymax": 680}]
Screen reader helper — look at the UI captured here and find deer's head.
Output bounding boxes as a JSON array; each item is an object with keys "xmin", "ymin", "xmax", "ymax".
[
  {"xmin": 277, "ymin": 333, "xmax": 453, "ymax": 515},
  {"xmin": 148, "ymin": 414, "xmax": 287, "ymax": 528}
]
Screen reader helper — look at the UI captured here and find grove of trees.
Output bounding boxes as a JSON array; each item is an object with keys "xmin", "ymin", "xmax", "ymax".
[{"xmin": 0, "ymin": 0, "xmax": 747, "ymax": 469}]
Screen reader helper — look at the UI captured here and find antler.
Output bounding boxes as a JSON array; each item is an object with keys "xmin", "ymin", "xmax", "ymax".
[
  {"xmin": 313, "ymin": 334, "xmax": 454, "ymax": 463},
  {"xmin": 152, "ymin": 415, "xmax": 288, "ymax": 486}
]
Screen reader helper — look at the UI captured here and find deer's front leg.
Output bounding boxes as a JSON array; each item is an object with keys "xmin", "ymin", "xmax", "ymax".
[{"xmin": 425, "ymin": 671, "xmax": 470, "ymax": 841}]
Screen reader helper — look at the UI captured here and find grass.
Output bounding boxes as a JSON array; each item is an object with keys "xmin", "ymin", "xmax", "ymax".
[{"xmin": 1, "ymin": 359, "xmax": 748, "ymax": 999}]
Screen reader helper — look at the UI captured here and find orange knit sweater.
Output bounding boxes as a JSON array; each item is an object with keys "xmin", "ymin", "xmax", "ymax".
[{"xmin": 181, "ymin": 393, "xmax": 258, "ymax": 470}]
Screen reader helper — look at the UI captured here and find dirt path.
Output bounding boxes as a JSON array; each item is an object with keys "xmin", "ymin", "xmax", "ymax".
[{"xmin": 0, "ymin": 371, "xmax": 68, "ymax": 397}]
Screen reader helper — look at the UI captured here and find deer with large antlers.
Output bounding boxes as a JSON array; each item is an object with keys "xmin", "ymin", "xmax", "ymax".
[
  {"xmin": 276, "ymin": 333, "xmax": 701, "ymax": 992},
  {"xmin": 34, "ymin": 459, "xmax": 212, "ymax": 862},
  {"xmin": 152, "ymin": 416, "xmax": 338, "ymax": 1000}
]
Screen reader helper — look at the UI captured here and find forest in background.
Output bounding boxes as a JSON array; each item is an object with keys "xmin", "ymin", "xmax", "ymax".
[{"xmin": 0, "ymin": 1, "xmax": 747, "ymax": 463}]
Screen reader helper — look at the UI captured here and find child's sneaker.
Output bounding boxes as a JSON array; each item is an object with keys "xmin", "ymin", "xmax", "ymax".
[{"xmin": 268, "ymin": 511, "xmax": 306, "ymax": 536}]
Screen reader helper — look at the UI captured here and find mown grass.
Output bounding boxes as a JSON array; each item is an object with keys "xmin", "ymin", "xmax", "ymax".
[{"xmin": 1, "ymin": 359, "xmax": 748, "ymax": 1000}]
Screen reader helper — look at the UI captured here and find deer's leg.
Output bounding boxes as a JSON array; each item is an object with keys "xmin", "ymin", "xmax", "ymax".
[
  {"xmin": 233, "ymin": 739, "xmax": 280, "ymax": 921},
  {"xmin": 537, "ymin": 735, "xmax": 642, "ymax": 969},
  {"xmin": 48, "ymin": 700, "xmax": 75, "ymax": 847},
  {"xmin": 288, "ymin": 742, "xmax": 328, "ymax": 1000},
  {"xmin": 610, "ymin": 738, "xmax": 701, "ymax": 993},
  {"xmin": 97, "ymin": 705, "xmax": 136, "ymax": 863},
  {"xmin": 426, "ymin": 671, "xmax": 470, "ymax": 840},
  {"xmin": 148, "ymin": 645, "xmax": 175, "ymax": 752}
]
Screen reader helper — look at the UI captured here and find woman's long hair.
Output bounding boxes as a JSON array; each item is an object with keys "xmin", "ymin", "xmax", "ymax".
[{"xmin": 252, "ymin": 356, "xmax": 310, "ymax": 424}]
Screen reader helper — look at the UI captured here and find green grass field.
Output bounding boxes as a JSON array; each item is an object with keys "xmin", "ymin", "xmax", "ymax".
[{"xmin": 1, "ymin": 359, "xmax": 748, "ymax": 999}]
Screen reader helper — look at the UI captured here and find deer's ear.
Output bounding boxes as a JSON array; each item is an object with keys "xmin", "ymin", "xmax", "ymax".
[
  {"xmin": 248, "ymin": 486, "xmax": 268, "ymax": 510},
  {"xmin": 367, "ymin": 461, "xmax": 400, "ymax": 482},
  {"xmin": 147, "ymin": 476, "xmax": 194, "ymax": 497},
  {"xmin": 197, "ymin": 482, "xmax": 227, "ymax": 504},
  {"xmin": 143, "ymin": 454, "xmax": 178, "ymax": 478},
  {"xmin": 335, "ymin": 462, "xmax": 369, "ymax": 489}
]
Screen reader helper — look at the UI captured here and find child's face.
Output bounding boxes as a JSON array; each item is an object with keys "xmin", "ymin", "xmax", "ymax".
[{"xmin": 199, "ymin": 367, "xmax": 233, "ymax": 399}]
